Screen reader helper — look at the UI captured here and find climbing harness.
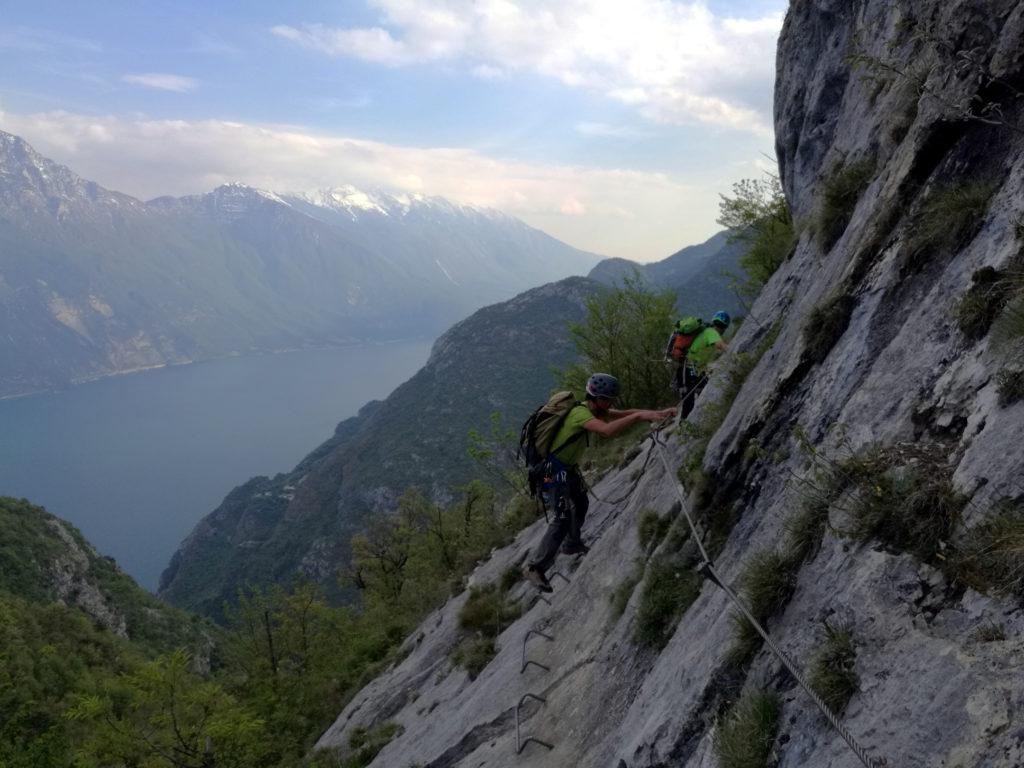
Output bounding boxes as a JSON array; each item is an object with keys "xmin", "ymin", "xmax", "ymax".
[{"xmin": 650, "ymin": 431, "xmax": 887, "ymax": 768}]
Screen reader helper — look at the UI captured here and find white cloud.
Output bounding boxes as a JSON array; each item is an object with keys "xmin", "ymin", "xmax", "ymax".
[
  {"xmin": 575, "ymin": 121, "xmax": 649, "ymax": 138},
  {"xmin": 273, "ymin": 0, "xmax": 782, "ymax": 132},
  {"xmin": 122, "ymin": 73, "xmax": 198, "ymax": 93},
  {"xmin": 0, "ymin": 26, "xmax": 102, "ymax": 53},
  {"xmin": 0, "ymin": 109, "xmax": 726, "ymax": 261}
]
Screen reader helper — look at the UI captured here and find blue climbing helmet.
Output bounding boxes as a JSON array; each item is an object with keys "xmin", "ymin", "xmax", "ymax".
[
  {"xmin": 585, "ymin": 372, "xmax": 620, "ymax": 400},
  {"xmin": 712, "ymin": 310, "xmax": 731, "ymax": 329}
]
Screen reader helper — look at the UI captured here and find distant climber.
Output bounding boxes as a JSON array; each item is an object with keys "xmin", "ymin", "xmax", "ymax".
[
  {"xmin": 522, "ymin": 373, "xmax": 675, "ymax": 592},
  {"xmin": 674, "ymin": 310, "xmax": 731, "ymax": 420}
]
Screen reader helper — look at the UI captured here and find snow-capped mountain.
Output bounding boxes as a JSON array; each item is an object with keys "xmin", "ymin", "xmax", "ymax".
[{"xmin": 0, "ymin": 130, "xmax": 601, "ymax": 397}]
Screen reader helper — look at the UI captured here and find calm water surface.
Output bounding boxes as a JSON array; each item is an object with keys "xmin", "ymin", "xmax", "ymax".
[{"xmin": 0, "ymin": 342, "xmax": 433, "ymax": 590}]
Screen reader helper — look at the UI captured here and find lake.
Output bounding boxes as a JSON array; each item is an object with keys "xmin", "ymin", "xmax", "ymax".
[{"xmin": 0, "ymin": 342, "xmax": 433, "ymax": 591}]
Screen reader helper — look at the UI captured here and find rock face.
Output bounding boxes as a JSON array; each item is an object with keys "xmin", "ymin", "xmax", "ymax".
[{"xmin": 313, "ymin": 2, "xmax": 1024, "ymax": 767}]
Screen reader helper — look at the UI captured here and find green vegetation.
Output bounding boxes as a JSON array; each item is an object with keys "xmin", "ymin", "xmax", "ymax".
[
  {"xmin": 609, "ymin": 560, "xmax": 645, "ymax": 619},
  {"xmin": 637, "ymin": 508, "xmax": 672, "ymax": 553},
  {"xmin": 802, "ymin": 292, "xmax": 856, "ymax": 364},
  {"xmin": 559, "ymin": 273, "xmax": 677, "ymax": 409},
  {"xmin": 955, "ymin": 266, "xmax": 1019, "ymax": 340},
  {"xmin": 343, "ymin": 722, "xmax": 404, "ymax": 767},
  {"xmin": 68, "ymin": 649, "xmax": 264, "ymax": 768},
  {"xmin": 839, "ymin": 448, "xmax": 967, "ymax": 562},
  {"xmin": 634, "ymin": 559, "xmax": 702, "ymax": 649},
  {"xmin": 1, "ymin": 480, "xmax": 538, "ymax": 768},
  {"xmin": 713, "ymin": 689, "xmax": 781, "ymax": 768},
  {"xmin": 451, "ymin": 579, "xmax": 522, "ymax": 679},
  {"xmin": 908, "ymin": 183, "xmax": 996, "ymax": 259},
  {"xmin": 808, "ymin": 624, "xmax": 859, "ymax": 714},
  {"xmin": 996, "ymin": 368, "xmax": 1024, "ymax": 406},
  {"xmin": 717, "ymin": 175, "xmax": 797, "ymax": 298},
  {"xmin": 815, "ymin": 158, "xmax": 876, "ymax": 250},
  {"xmin": 797, "ymin": 440, "xmax": 1024, "ymax": 604},
  {"xmin": 954, "ymin": 502, "xmax": 1024, "ymax": 598},
  {"xmin": 728, "ymin": 550, "xmax": 798, "ymax": 663},
  {"xmin": 970, "ymin": 622, "xmax": 1007, "ymax": 643}
]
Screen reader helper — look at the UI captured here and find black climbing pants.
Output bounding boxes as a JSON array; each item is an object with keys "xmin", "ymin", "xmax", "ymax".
[
  {"xmin": 529, "ymin": 467, "xmax": 589, "ymax": 575},
  {"xmin": 678, "ymin": 364, "xmax": 706, "ymax": 420}
]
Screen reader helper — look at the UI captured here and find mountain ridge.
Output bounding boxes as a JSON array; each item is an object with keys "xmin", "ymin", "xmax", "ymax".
[{"xmin": 0, "ymin": 130, "xmax": 600, "ymax": 398}]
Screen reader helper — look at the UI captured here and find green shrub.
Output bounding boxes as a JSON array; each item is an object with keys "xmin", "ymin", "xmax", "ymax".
[
  {"xmin": 558, "ymin": 273, "xmax": 677, "ymax": 409},
  {"xmin": 713, "ymin": 689, "xmax": 781, "ymax": 768},
  {"xmin": 609, "ymin": 560, "xmax": 645, "ymax": 619},
  {"xmin": 992, "ymin": 294, "xmax": 1024, "ymax": 350},
  {"xmin": 458, "ymin": 583, "xmax": 521, "ymax": 636},
  {"xmin": 953, "ymin": 502, "xmax": 1024, "ymax": 597},
  {"xmin": 808, "ymin": 624, "xmax": 858, "ymax": 714},
  {"xmin": 450, "ymin": 636, "xmax": 497, "ymax": 680},
  {"xmin": 717, "ymin": 175, "xmax": 797, "ymax": 298},
  {"xmin": 908, "ymin": 183, "xmax": 996, "ymax": 259},
  {"xmin": 803, "ymin": 292, "xmax": 856, "ymax": 364},
  {"xmin": 954, "ymin": 266, "xmax": 1024, "ymax": 340},
  {"xmin": 970, "ymin": 622, "xmax": 1007, "ymax": 642},
  {"xmin": 815, "ymin": 158, "xmax": 876, "ymax": 249},
  {"xmin": 996, "ymin": 368, "xmax": 1024, "ymax": 406},
  {"xmin": 637, "ymin": 509, "xmax": 671, "ymax": 553},
  {"xmin": 846, "ymin": 465, "xmax": 967, "ymax": 561},
  {"xmin": 728, "ymin": 550, "xmax": 799, "ymax": 662},
  {"xmin": 784, "ymin": 495, "xmax": 831, "ymax": 564},
  {"xmin": 634, "ymin": 559, "xmax": 702, "ymax": 648},
  {"xmin": 344, "ymin": 722, "xmax": 404, "ymax": 767}
]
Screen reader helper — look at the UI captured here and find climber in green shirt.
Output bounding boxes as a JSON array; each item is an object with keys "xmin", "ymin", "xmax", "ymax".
[
  {"xmin": 679, "ymin": 310, "xmax": 731, "ymax": 420},
  {"xmin": 525, "ymin": 373, "xmax": 675, "ymax": 592}
]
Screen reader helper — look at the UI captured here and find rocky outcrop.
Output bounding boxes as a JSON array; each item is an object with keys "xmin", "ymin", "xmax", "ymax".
[{"xmin": 313, "ymin": 2, "xmax": 1024, "ymax": 766}]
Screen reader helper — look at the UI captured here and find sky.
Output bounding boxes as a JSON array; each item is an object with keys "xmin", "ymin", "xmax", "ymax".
[{"xmin": 0, "ymin": 0, "xmax": 786, "ymax": 261}]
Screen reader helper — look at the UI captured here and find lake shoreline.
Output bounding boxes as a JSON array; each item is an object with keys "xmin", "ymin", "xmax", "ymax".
[{"xmin": 0, "ymin": 337, "xmax": 435, "ymax": 402}]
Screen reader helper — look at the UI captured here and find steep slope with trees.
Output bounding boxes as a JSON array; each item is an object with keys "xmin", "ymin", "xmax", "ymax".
[{"xmin": 159, "ymin": 277, "xmax": 602, "ymax": 618}]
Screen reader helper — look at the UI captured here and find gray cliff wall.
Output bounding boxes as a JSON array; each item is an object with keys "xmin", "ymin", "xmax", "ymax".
[{"xmin": 315, "ymin": 2, "xmax": 1024, "ymax": 767}]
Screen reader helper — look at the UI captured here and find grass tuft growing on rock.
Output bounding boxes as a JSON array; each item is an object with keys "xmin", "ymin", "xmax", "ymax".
[
  {"xmin": 344, "ymin": 722, "xmax": 404, "ymax": 767},
  {"xmin": 637, "ymin": 508, "xmax": 671, "ymax": 553},
  {"xmin": 609, "ymin": 559, "xmax": 645, "ymax": 619},
  {"xmin": 713, "ymin": 689, "xmax": 781, "ymax": 768},
  {"xmin": 803, "ymin": 292, "xmax": 856, "ymax": 364},
  {"xmin": 450, "ymin": 636, "xmax": 497, "ymax": 681},
  {"xmin": 996, "ymin": 368, "xmax": 1024, "ymax": 406},
  {"xmin": 908, "ymin": 183, "xmax": 996, "ymax": 260},
  {"xmin": 728, "ymin": 550, "xmax": 799, "ymax": 663},
  {"xmin": 953, "ymin": 502, "xmax": 1024, "ymax": 598},
  {"xmin": 451, "ymin": 579, "xmax": 521, "ymax": 678},
  {"xmin": 845, "ymin": 464, "xmax": 967, "ymax": 562},
  {"xmin": 955, "ymin": 266, "xmax": 1018, "ymax": 340},
  {"xmin": 815, "ymin": 158, "xmax": 876, "ymax": 250},
  {"xmin": 970, "ymin": 622, "xmax": 1007, "ymax": 642},
  {"xmin": 634, "ymin": 559, "xmax": 702, "ymax": 649},
  {"xmin": 808, "ymin": 624, "xmax": 858, "ymax": 714}
]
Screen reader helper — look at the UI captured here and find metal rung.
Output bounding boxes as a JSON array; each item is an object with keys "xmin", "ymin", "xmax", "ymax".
[
  {"xmin": 515, "ymin": 693, "xmax": 553, "ymax": 754},
  {"xmin": 550, "ymin": 571, "xmax": 570, "ymax": 585},
  {"xmin": 520, "ymin": 629, "xmax": 555, "ymax": 674}
]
